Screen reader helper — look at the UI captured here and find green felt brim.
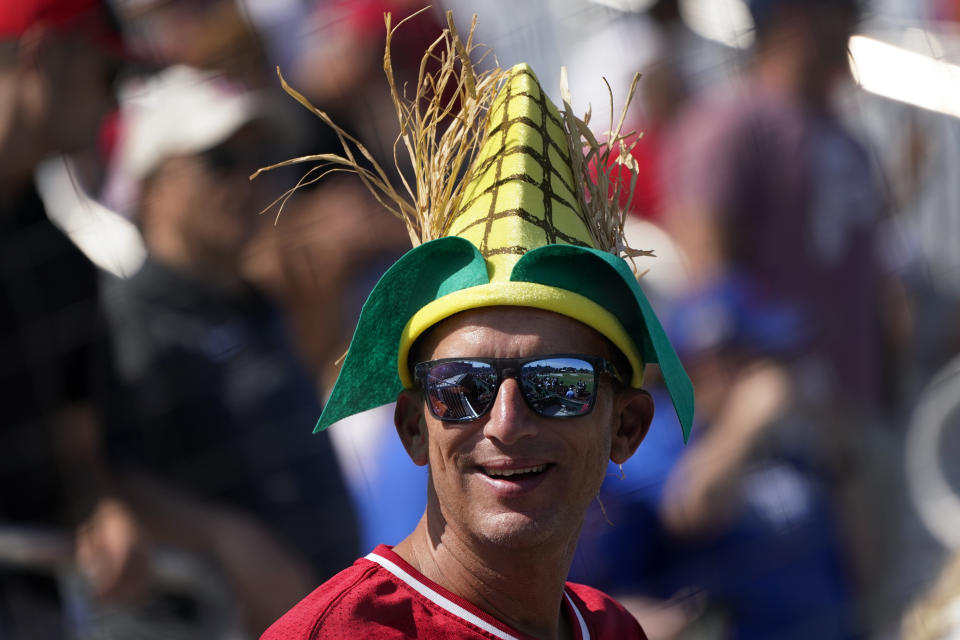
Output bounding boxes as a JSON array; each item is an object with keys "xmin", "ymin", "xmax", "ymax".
[
  {"xmin": 315, "ymin": 237, "xmax": 693, "ymax": 441},
  {"xmin": 511, "ymin": 244, "xmax": 694, "ymax": 440},
  {"xmin": 314, "ymin": 237, "xmax": 488, "ymax": 432}
]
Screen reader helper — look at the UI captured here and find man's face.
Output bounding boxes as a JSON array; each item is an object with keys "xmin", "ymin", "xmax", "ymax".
[
  {"xmin": 145, "ymin": 125, "xmax": 271, "ymax": 267},
  {"xmin": 403, "ymin": 307, "xmax": 646, "ymax": 551}
]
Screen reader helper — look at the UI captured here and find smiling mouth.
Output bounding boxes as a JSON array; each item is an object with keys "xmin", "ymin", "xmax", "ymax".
[{"xmin": 482, "ymin": 464, "xmax": 551, "ymax": 479}]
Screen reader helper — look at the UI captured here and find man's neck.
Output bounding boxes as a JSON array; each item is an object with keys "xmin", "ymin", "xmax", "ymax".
[
  {"xmin": 0, "ymin": 83, "xmax": 46, "ymax": 198},
  {"xmin": 752, "ymin": 45, "xmax": 839, "ymax": 113},
  {"xmin": 0, "ymin": 134, "xmax": 45, "ymax": 202},
  {"xmin": 394, "ymin": 513, "xmax": 577, "ymax": 640},
  {"xmin": 145, "ymin": 238, "xmax": 246, "ymax": 294}
]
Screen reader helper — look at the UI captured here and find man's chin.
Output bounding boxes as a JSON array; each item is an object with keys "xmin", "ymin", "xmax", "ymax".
[{"xmin": 472, "ymin": 510, "xmax": 563, "ymax": 549}]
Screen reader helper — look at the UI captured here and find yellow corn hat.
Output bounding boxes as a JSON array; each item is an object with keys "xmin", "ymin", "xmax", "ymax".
[
  {"xmin": 395, "ymin": 63, "xmax": 647, "ymax": 395},
  {"xmin": 259, "ymin": 12, "xmax": 693, "ymax": 439},
  {"xmin": 447, "ymin": 63, "xmax": 593, "ymax": 280}
]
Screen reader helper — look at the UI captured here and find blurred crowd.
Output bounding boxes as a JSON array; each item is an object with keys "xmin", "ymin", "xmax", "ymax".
[{"xmin": 1, "ymin": 0, "xmax": 959, "ymax": 638}]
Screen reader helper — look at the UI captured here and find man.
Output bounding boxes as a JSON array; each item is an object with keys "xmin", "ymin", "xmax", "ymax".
[
  {"xmin": 261, "ymin": 15, "xmax": 693, "ymax": 639},
  {"xmin": 95, "ymin": 66, "xmax": 359, "ymax": 633},
  {"xmin": 0, "ymin": 1, "xmax": 123, "ymax": 636}
]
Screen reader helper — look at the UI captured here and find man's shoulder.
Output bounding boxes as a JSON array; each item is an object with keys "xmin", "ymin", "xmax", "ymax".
[
  {"xmin": 565, "ymin": 581, "xmax": 648, "ymax": 640},
  {"xmin": 261, "ymin": 550, "xmax": 648, "ymax": 640},
  {"xmin": 259, "ymin": 556, "xmax": 380, "ymax": 640},
  {"xmin": 261, "ymin": 546, "xmax": 487, "ymax": 640}
]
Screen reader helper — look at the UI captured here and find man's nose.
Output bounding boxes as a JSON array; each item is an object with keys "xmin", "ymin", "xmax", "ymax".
[{"xmin": 482, "ymin": 378, "xmax": 538, "ymax": 445}]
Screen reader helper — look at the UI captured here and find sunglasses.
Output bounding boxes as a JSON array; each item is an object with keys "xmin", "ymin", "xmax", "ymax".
[
  {"xmin": 200, "ymin": 142, "xmax": 261, "ymax": 174},
  {"xmin": 413, "ymin": 354, "xmax": 623, "ymax": 423},
  {"xmin": 200, "ymin": 126, "xmax": 276, "ymax": 175}
]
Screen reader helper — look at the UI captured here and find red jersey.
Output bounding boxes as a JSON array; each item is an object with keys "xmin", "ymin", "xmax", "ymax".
[{"xmin": 261, "ymin": 545, "xmax": 646, "ymax": 639}]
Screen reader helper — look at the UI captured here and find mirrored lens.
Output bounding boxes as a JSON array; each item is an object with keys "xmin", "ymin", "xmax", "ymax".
[
  {"xmin": 521, "ymin": 358, "xmax": 596, "ymax": 417},
  {"xmin": 423, "ymin": 360, "xmax": 498, "ymax": 420}
]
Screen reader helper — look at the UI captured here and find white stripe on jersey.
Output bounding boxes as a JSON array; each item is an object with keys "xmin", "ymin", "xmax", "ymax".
[{"xmin": 364, "ymin": 550, "xmax": 590, "ymax": 640}]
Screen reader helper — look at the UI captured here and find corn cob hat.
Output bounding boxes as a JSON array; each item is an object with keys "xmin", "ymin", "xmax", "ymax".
[{"xmin": 258, "ymin": 11, "xmax": 694, "ymax": 440}]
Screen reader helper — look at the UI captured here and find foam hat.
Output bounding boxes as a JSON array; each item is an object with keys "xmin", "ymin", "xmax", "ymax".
[{"xmin": 258, "ymin": 11, "xmax": 694, "ymax": 440}]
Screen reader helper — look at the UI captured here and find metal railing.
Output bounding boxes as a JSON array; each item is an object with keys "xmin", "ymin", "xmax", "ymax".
[
  {"xmin": 0, "ymin": 525, "xmax": 245, "ymax": 640},
  {"xmin": 905, "ymin": 353, "xmax": 960, "ymax": 551}
]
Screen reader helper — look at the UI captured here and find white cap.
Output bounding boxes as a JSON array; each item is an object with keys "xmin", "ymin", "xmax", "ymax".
[{"xmin": 106, "ymin": 65, "xmax": 291, "ymax": 215}]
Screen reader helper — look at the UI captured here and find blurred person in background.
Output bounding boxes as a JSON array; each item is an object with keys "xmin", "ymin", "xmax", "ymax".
[
  {"xmin": 240, "ymin": 178, "xmax": 429, "ymax": 556},
  {"xmin": 572, "ymin": 276, "xmax": 857, "ymax": 639},
  {"xmin": 111, "ymin": 0, "xmax": 446, "ymax": 367},
  {"xmin": 110, "ymin": 0, "xmax": 438, "ymax": 565},
  {"xmin": 0, "ymin": 0, "xmax": 124, "ymax": 637},
  {"xmin": 660, "ymin": 0, "xmax": 901, "ymax": 631},
  {"xmin": 662, "ymin": 0, "xmax": 885, "ymax": 405},
  {"xmin": 283, "ymin": 1, "xmax": 446, "ymax": 176},
  {"xmin": 87, "ymin": 65, "xmax": 359, "ymax": 635},
  {"xmin": 608, "ymin": 0, "xmax": 695, "ymax": 224},
  {"xmin": 112, "ymin": 0, "xmax": 271, "ymax": 87},
  {"xmin": 565, "ymin": 0, "xmax": 739, "ymax": 225}
]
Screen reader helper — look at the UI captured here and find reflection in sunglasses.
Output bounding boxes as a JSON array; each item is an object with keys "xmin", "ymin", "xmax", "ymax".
[{"xmin": 414, "ymin": 355, "xmax": 620, "ymax": 423}]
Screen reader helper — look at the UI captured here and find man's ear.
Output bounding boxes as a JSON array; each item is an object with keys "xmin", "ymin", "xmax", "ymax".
[
  {"xmin": 610, "ymin": 388, "xmax": 654, "ymax": 464},
  {"xmin": 395, "ymin": 389, "xmax": 429, "ymax": 466},
  {"xmin": 14, "ymin": 25, "xmax": 53, "ymax": 122}
]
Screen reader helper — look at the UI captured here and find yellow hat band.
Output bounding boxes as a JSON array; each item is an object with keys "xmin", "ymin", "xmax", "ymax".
[{"xmin": 397, "ymin": 280, "xmax": 646, "ymax": 389}]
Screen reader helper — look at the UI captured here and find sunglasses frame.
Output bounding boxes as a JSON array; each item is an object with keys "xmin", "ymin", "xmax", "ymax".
[{"xmin": 413, "ymin": 354, "xmax": 623, "ymax": 423}]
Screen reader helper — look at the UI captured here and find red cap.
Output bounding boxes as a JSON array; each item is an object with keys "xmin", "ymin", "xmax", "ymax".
[{"xmin": 0, "ymin": 0, "xmax": 127, "ymax": 56}]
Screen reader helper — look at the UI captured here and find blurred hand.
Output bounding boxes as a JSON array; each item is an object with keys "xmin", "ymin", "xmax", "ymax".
[
  {"xmin": 75, "ymin": 497, "xmax": 152, "ymax": 603},
  {"xmin": 619, "ymin": 591, "xmax": 708, "ymax": 640},
  {"xmin": 95, "ymin": 472, "xmax": 316, "ymax": 635},
  {"xmin": 719, "ymin": 360, "xmax": 792, "ymax": 442},
  {"xmin": 203, "ymin": 508, "xmax": 316, "ymax": 635},
  {"xmin": 661, "ymin": 360, "xmax": 793, "ymax": 536}
]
